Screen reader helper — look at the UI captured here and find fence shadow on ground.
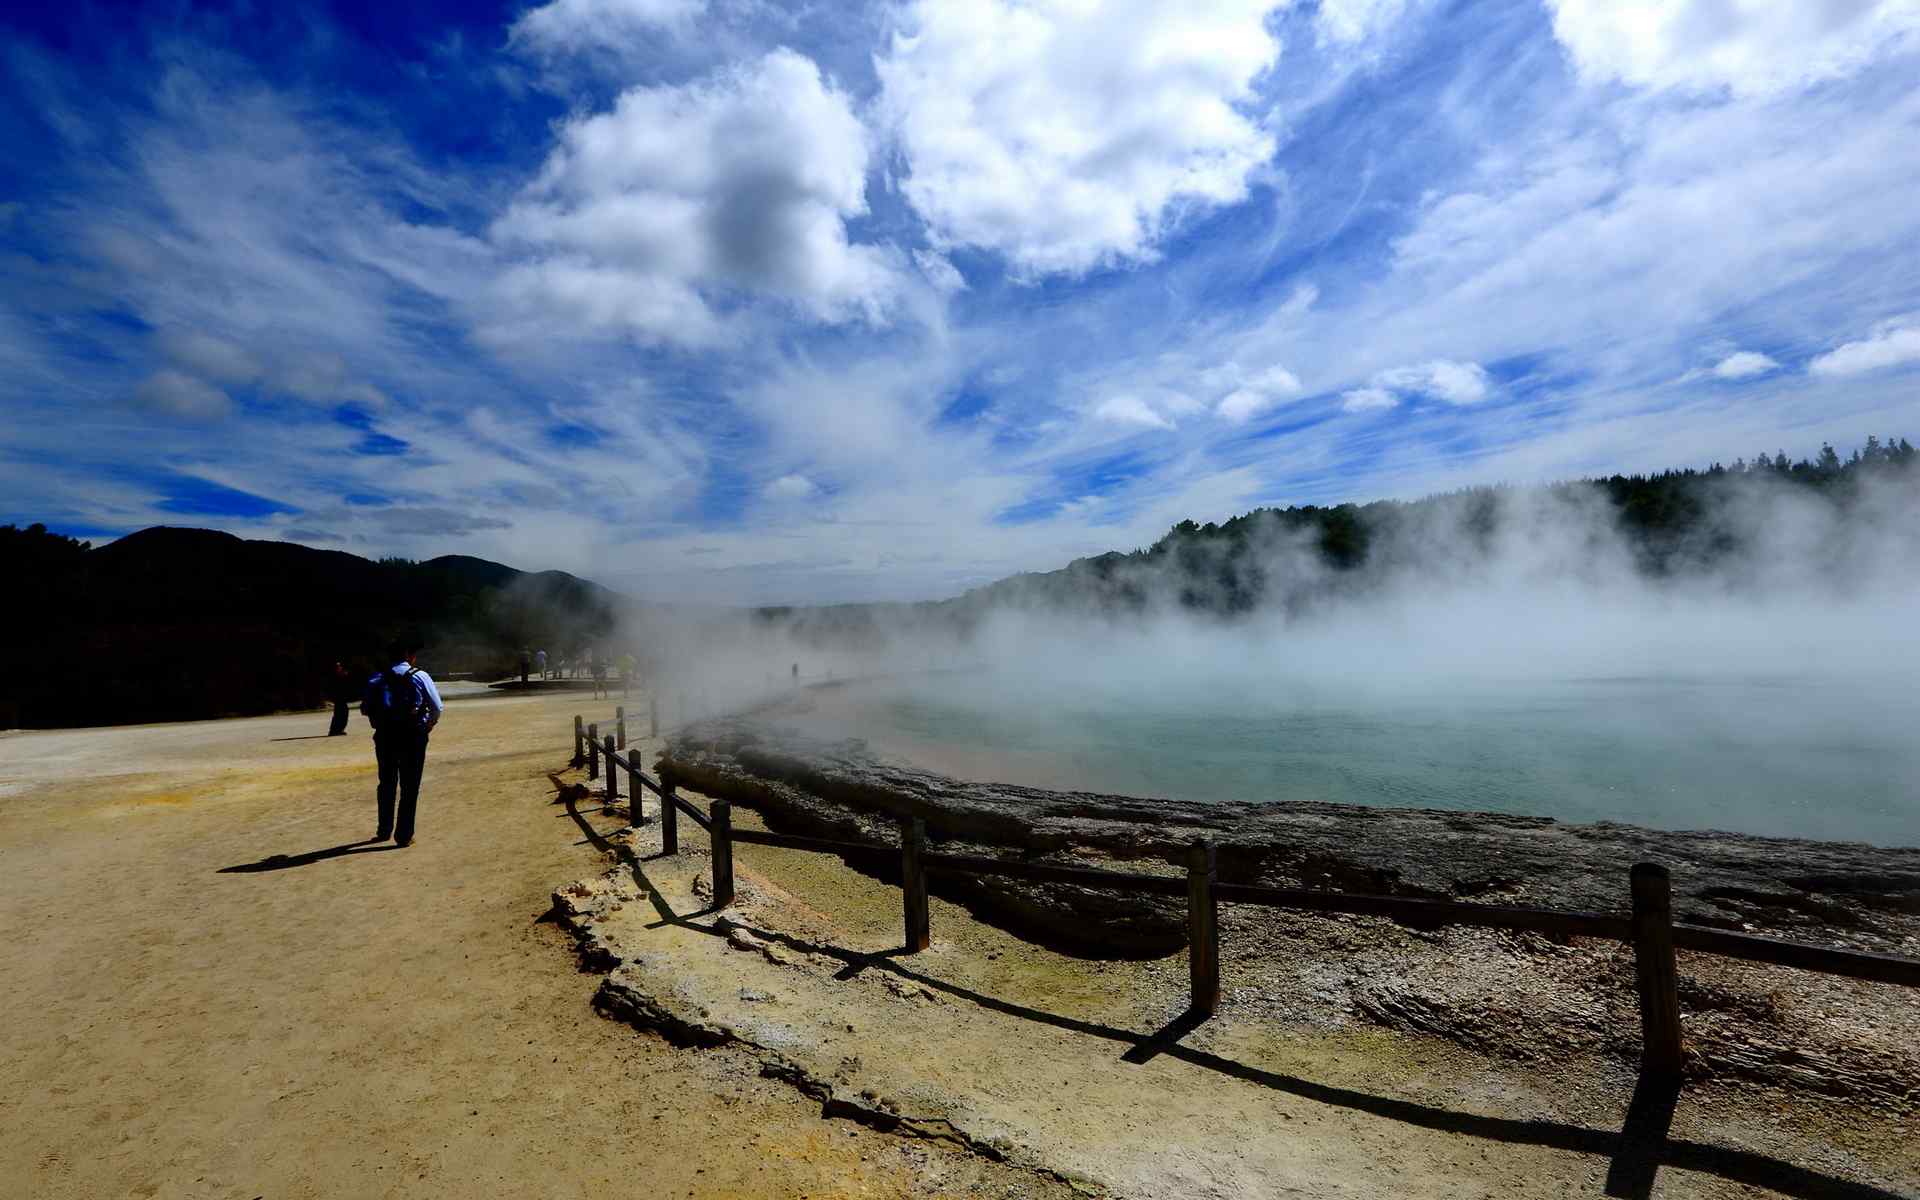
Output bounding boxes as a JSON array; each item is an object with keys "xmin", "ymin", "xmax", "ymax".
[{"xmin": 550, "ymin": 774, "xmax": 1902, "ymax": 1200}]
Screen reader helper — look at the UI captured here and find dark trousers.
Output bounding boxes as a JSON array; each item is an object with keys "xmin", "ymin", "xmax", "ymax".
[
  {"xmin": 374, "ymin": 731, "xmax": 430, "ymax": 841},
  {"xmin": 328, "ymin": 701, "xmax": 351, "ymax": 736}
]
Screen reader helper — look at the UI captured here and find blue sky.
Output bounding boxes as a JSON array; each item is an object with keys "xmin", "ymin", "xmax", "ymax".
[{"xmin": 4, "ymin": 0, "xmax": 1919, "ymax": 603}]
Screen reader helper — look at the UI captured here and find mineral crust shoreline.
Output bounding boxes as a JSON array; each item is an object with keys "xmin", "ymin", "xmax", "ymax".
[{"xmin": 660, "ymin": 715, "xmax": 1920, "ymax": 958}]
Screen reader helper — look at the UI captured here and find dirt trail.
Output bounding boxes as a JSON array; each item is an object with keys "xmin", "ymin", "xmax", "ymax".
[{"xmin": 0, "ymin": 690, "xmax": 1071, "ymax": 1199}]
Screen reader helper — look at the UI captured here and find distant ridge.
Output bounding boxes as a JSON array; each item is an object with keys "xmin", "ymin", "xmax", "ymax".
[{"xmin": 0, "ymin": 525, "xmax": 621, "ymax": 728}]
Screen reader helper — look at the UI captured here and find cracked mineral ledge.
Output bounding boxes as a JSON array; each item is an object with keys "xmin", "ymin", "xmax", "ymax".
[{"xmin": 548, "ymin": 724, "xmax": 1920, "ymax": 1199}]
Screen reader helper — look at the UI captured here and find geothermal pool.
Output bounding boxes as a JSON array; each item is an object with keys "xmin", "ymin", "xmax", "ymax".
[{"xmin": 770, "ymin": 672, "xmax": 1920, "ymax": 847}]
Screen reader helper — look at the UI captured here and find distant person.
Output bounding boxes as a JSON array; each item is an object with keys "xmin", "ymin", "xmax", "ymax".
[
  {"xmin": 519, "ymin": 648, "xmax": 531, "ymax": 685},
  {"xmin": 360, "ymin": 634, "xmax": 444, "ymax": 847},
  {"xmin": 590, "ymin": 650, "xmax": 608, "ymax": 700},
  {"xmin": 534, "ymin": 648, "xmax": 548, "ymax": 680},
  {"xmin": 326, "ymin": 661, "xmax": 356, "ymax": 736},
  {"xmin": 617, "ymin": 651, "xmax": 636, "ymax": 698}
]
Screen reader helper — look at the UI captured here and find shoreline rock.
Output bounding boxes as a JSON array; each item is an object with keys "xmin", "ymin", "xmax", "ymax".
[{"xmin": 659, "ymin": 715, "xmax": 1920, "ymax": 957}]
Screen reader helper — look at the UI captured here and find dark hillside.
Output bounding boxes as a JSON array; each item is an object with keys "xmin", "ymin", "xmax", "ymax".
[
  {"xmin": 948, "ymin": 437, "xmax": 1919, "ymax": 619},
  {"xmin": 0, "ymin": 526, "xmax": 621, "ymax": 728}
]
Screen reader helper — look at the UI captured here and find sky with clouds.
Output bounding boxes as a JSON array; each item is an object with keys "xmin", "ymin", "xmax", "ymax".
[{"xmin": 4, "ymin": 0, "xmax": 1919, "ymax": 603}]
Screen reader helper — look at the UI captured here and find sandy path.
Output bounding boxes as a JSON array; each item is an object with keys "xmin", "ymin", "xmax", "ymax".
[{"xmin": 0, "ymin": 690, "xmax": 1071, "ymax": 1199}]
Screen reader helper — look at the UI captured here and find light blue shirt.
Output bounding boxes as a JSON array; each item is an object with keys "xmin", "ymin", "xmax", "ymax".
[{"xmin": 388, "ymin": 662, "xmax": 445, "ymax": 731}]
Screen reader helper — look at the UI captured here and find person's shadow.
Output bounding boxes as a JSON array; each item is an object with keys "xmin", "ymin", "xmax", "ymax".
[{"xmin": 217, "ymin": 838, "xmax": 396, "ymax": 873}]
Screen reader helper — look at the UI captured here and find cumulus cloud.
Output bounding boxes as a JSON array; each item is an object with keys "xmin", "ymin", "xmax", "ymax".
[
  {"xmin": 491, "ymin": 49, "xmax": 901, "ymax": 346},
  {"xmin": 1340, "ymin": 386, "xmax": 1397, "ymax": 413},
  {"xmin": 1373, "ymin": 359, "xmax": 1491, "ymax": 405},
  {"xmin": 1676, "ymin": 350, "xmax": 1783, "ymax": 383},
  {"xmin": 131, "ymin": 369, "xmax": 232, "ymax": 420},
  {"xmin": 1809, "ymin": 316, "xmax": 1920, "ymax": 377},
  {"xmin": 1709, "ymin": 350, "xmax": 1781, "ymax": 379},
  {"xmin": 765, "ymin": 473, "xmax": 818, "ymax": 500},
  {"xmin": 509, "ymin": 0, "xmax": 706, "ymax": 57},
  {"xmin": 1093, "ymin": 394, "xmax": 1177, "ymax": 429},
  {"xmin": 1547, "ymin": 0, "xmax": 1920, "ymax": 96},
  {"xmin": 1213, "ymin": 363, "xmax": 1303, "ymax": 422},
  {"xmin": 876, "ymin": 0, "xmax": 1283, "ymax": 277}
]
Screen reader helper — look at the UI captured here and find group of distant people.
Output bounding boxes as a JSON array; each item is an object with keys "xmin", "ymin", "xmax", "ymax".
[{"xmin": 517, "ymin": 645, "xmax": 638, "ymax": 699}]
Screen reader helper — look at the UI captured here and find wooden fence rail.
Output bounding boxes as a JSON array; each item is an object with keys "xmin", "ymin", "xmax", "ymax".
[{"xmin": 570, "ymin": 713, "xmax": 1920, "ymax": 1079}]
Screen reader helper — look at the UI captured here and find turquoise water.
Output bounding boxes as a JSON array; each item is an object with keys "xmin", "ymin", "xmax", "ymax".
[{"xmin": 783, "ymin": 675, "xmax": 1920, "ymax": 847}]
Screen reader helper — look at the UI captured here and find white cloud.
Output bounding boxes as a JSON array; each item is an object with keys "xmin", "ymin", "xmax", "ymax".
[
  {"xmin": 491, "ymin": 49, "xmax": 902, "ymax": 346},
  {"xmin": 764, "ymin": 473, "xmax": 818, "ymax": 500},
  {"xmin": 1676, "ymin": 349, "xmax": 1782, "ymax": 384},
  {"xmin": 1809, "ymin": 317, "xmax": 1920, "ymax": 376},
  {"xmin": 1711, "ymin": 350, "xmax": 1780, "ymax": 379},
  {"xmin": 913, "ymin": 248, "xmax": 968, "ymax": 295},
  {"xmin": 509, "ymin": 0, "xmax": 706, "ymax": 57},
  {"xmin": 1547, "ymin": 1, "xmax": 1920, "ymax": 96},
  {"xmin": 1340, "ymin": 386, "xmax": 1397, "ymax": 412},
  {"xmin": 1213, "ymin": 362, "xmax": 1303, "ymax": 422},
  {"xmin": 157, "ymin": 329, "xmax": 260, "ymax": 384},
  {"xmin": 269, "ymin": 352, "xmax": 390, "ymax": 408},
  {"xmin": 1374, "ymin": 358, "xmax": 1491, "ymax": 405},
  {"xmin": 1317, "ymin": 0, "xmax": 1411, "ymax": 45},
  {"xmin": 131, "ymin": 369, "xmax": 232, "ymax": 420},
  {"xmin": 876, "ymin": 0, "xmax": 1283, "ymax": 278},
  {"xmin": 1093, "ymin": 394, "xmax": 1177, "ymax": 429}
]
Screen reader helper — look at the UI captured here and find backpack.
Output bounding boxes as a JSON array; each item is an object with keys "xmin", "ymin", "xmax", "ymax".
[{"xmin": 362, "ymin": 666, "xmax": 424, "ymax": 733}]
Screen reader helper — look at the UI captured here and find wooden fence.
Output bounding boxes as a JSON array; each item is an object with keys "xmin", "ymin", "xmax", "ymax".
[{"xmin": 569, "ymin": 714, "xmax": 1920, "ymax": 1077}]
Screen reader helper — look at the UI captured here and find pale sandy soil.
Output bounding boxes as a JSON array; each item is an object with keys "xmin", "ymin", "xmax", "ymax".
[
  {"xmin": 6, "ymin": 687, "xmax": 1913, "ymax": 1200},
  {"xmin": 0, "ymin": 690, "xmax": 1076, "ymax": 1199}
]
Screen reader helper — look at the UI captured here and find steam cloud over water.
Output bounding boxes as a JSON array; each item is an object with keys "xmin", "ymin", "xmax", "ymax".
[{"xmin": 629, "ymin": 464, "xmax": 1920, "ymax": 845}]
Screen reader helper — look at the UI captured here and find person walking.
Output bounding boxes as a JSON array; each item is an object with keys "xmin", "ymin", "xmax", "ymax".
[
  {"xmin": 590, "ymin": 649, "xmax": 608, "ymax": 700},
  {"xmin": 361, "ymin": 634, "xmax": 444, "ymax": 847},
  {"xmin": 617, "ymin": 651, "xmax": 636, "ymax": 698},
  {"xmin": 326, "ymin": 661, "xmax": 356, "ymax": 736},
  {"xmin": 534, "ymin": 648, "xmax": 548, "ymax": 680}
]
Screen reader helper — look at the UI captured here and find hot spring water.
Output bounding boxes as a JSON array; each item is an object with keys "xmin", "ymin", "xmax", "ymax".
[{"xmin": 771, "ymin": 673, "xmax": 1919, "ymax": 846}]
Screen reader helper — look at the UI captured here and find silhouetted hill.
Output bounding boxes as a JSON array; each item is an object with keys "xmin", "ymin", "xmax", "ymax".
[{"xmin": 0, "ymin": 526, "xmax": 621, "ymax": 728}]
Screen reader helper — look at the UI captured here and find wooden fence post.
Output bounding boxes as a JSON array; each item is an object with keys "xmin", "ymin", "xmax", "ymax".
[
  {"xmin": 660, "ymin": 769, "xmax": 679, "ymax": 856},
  {"xmin": 711, "ymin": 800, "xmax": 734, "ymax": 908},
  {"xmin": 627, "ymin": 757, "xmax": 643, "ymax": 824},
  {"xmin": 901, "ymin": 816, "xmax": 930, "ymax": 953},
  {"xmin": 616, "ymin": 706, "xmax": 626, "ymax": 750},
  {"xmin": 649, "ymin": 694, "xmax": 659, "ymax": 738},
  {"xmin": 573, "ymin": 715, "xmax": 584, "ymax": 767},
  {"xmin": 1187, "ymin": 839, "xmax": 1219, "ymax": 1017},
  {"xmin": 587, "ymin": 723, "xmax": 599, "ymax": 780},
  {"xmin": 1631, "ymin": 862, "xmax": 1684, "ymax": 1076},
  {"xmin": 603, "ymin": 736, "xmax": 618, "ymax": 804}
]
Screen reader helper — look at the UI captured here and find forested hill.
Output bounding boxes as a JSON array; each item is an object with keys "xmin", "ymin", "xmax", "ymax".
[
  {"xmin": 0, "ymin": 526, "xmax": 620, "ymax": 728},
  {"xmin": 949, "ymin": 436, "xmax": 1920, "ymax": 619}
]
